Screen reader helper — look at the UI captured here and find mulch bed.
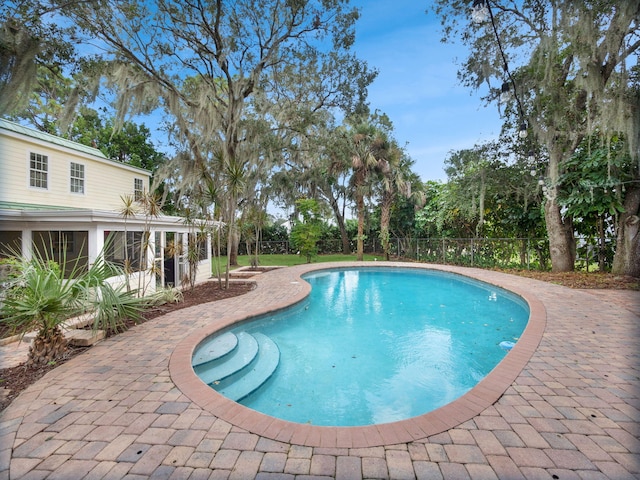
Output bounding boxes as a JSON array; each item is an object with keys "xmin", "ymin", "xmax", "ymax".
[
  {"xmin": 0, "ymin": 281, "xmax": 255, "ymax": 412},
  {"xmin": 493, "ymin": 269, "xmax": 640, "ymax": 290}
]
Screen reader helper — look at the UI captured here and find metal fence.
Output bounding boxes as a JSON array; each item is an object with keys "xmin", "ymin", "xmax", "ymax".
[
  {"xmin": 236, "ymin": 236, "xmax": 614, "ymax": 271},
  {"xmin": 388, "ymin": 238, "xmax": 550, "ymax": 269}
]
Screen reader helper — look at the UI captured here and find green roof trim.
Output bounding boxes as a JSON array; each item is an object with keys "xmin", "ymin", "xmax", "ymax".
[
  {"xmin": 0, "ymin": 118, "xmax": 152, "ymax": 174},
  {"xmin": 0, "ymin": 118, "xmax": 108, "ymax": 159}
]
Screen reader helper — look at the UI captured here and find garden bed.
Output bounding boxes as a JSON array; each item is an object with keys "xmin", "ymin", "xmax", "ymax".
[{"xmin": 0, "ymin": 280, "xmax": 256, "ymax": 412}]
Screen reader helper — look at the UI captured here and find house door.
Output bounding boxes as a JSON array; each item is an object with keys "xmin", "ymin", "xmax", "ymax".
[{"xmin": 163, "ymin": 257, "xmax": 175, "ymax": 287}]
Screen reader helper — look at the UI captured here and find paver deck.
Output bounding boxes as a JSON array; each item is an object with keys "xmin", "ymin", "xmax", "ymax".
[{"xmin": 1, "ymin": 262, "xmax": 638, "ymax": 479}]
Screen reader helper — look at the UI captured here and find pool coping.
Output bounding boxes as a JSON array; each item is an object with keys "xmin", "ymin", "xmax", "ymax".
[{"xmin": 169, "ymin": 262, "xmax": 546, "ymax": 448}]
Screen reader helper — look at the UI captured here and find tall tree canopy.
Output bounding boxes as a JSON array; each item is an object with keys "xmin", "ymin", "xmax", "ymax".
[
  {"xmin": 344, "ymin": 114, "xmax": 394, "ymax": 260},
  {"xmin": 431, "ymin": 0, "xmax": 640, "ymax": 274},
  {"xmin": 50, "ymin": 0, "xmax": 375, "ymax": 280},
  {"xmin": 0, "ymin": 2, "xmax": 78, "ymax": 116}
]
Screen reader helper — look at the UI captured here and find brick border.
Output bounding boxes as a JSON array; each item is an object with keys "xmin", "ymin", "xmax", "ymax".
[{"xmin": 169, "ymin": 263, "xmax": 546, "ymax": 448}]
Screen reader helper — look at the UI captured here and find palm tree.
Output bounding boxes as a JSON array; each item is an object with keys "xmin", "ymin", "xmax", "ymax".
[
  {"xmin": 0, "ymin": 245, "xmax": 149, "ymax": 365},
  {"xmin": 118, "ymin": 194, "xmax": 137, "ymax": 291},
  {"xmin": 348, "ymin": 122, "xmax": 390, "ymax": 261},
  {"xmin": 136, "ymin": 191, "xmax": 163, "ymax": 295},
  {"xmin": 378, "ymin": 144, "xmax": 404, "ymax": 260}
]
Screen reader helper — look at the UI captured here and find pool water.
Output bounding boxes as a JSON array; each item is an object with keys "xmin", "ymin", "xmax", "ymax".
[{"xmin": 212, "ymin": 268, "xmax": 528, "ymax": 426}]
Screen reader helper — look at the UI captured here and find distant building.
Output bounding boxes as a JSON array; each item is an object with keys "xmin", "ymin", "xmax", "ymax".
[{"xmin": 0, "ymin": 118, "xmax": 215, "ymax": 290}]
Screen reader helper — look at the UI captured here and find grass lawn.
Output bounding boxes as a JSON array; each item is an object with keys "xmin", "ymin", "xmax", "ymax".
[{"xmin": 212, "ymin": 253, "xmax": 381, "ymax": 271}]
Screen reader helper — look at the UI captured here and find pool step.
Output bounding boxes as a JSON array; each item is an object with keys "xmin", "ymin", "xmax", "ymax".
[
  {"xmin": 193, "ymin": 332, "xmax": 258, "ymax": 385},
  {"xmin": 217, "ymin": 333, "xmax": 280, "ymax": 401},
  {"xmin": 192, "ymin": 331, "xmax": 239, "ymax": 367},
  {"xmin": 192, "ymin": 331, "xmax": 280, "ymax": 401}
]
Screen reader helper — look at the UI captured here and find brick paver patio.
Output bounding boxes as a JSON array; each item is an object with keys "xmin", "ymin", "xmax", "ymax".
[{"xmin": 1, "ymin": 262, "xmax": 638, "ymax": 479}]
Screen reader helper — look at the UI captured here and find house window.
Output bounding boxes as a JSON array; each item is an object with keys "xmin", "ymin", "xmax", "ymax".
[
  {"xmin": 134, "ymin": 178, "xmax": 145, "ymax": 201},
  {"xmin": 35, "ymin": 231, "xmax": 76, "ymax": 255},
  {"xmin": 0, "ymin": 231, "xmax": 21, "ymax": 258},
  {"xmin": 104, "ymin": 231, "xmax": 145, "ymax": 270},
  {"xmin": 29, "ymin": 152, "xmax": 48, "ymax": 189},
  {"xmin": 70, "ymin": 162, "xmax": 85, "ymax": 193},
  {"xmin": 57, "ymin": 231, "xmax": 75, "ymax": 254},
  {"xmin": 189, "ymin": 232, "xmax": 208, "ymax": 261},
  {"xmin": 32, "ymin": 231, "xmax": 89, "ymax": 276}
]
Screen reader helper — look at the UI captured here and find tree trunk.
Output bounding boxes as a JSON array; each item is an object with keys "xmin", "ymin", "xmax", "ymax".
[
  {"xmin": 356, "ymin": 192, "xmax": 365, "ymax": 261},
  {"xmin": 597, "ymin": 216, "xmax": 606, "ymax": 272},
  {"xmin": 328, "ymin": 194, "xmax": 350, "ymax": 254},
  {"xmin": 228, "ymin": 228, "xmax": 240, "ymax": 266},
  {"xmin": 380, "ymin": 191, "xmax": 392, "ymax": 261},
  {"xmin": 544, "ymin": 195, "xmax": 576, "ymax": 272},
  {"xmin": 28, "ymin": 327, "xmax": 68, "ymax": 365},
  {"xmin": 612, "ymin": 183, "xmax": 640, "ymax": 277},
  {"xmin": 224, "ymin": 190, "xmax": 238, "ymax": 288},
  {"xmin": 252, "ymin": 225, "xmax": 260, "ymax": 268},
  {"xmin": 543, "ymin": 145, "xmax": 576, "ymax": 272},
  {"xmin": 338, "ymin": 217, "xmax": 350, "ymax": 255}
]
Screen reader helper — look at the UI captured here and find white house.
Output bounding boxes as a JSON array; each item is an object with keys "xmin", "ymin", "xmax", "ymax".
[{"xmin": 0, "ymin": 118, "xmax": 215, "ymax": 290}]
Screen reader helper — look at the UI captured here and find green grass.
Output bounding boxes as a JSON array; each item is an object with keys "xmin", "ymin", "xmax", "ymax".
[{"xmin": 212, "ymin": 253, "xmax": 381, "ymax": 271}]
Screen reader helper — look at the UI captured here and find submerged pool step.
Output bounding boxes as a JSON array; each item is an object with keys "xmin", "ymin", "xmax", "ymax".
[
  {"xmin": 216, "ymin": 333, "xmax": 280, "ymax": 402},
  {"xmin": 192, "ymin": 331, "xmax": 238, "ymax": 367},
  {"xmin": 192, "ymin": 331, "xmax": 280, "ymax": 402},
  {"xmin": 193, "ymin": 332, "xmax": 258, "ymax": 385}
]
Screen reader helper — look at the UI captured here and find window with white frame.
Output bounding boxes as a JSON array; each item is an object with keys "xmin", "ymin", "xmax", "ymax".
[
  {"xmin": 70, "ymin": 162, "xmax": 85, "ymax": 193},
  {"xmin": 104, "ymin": 230, "xmax": 145, "ymax": 270},
  {"xmin": 134, "ymin": 178, "xmax": 144, "ymax": 201},
  {"xmin": 29, "ymin": 152, "xmax": 48, "ymax": 189}
]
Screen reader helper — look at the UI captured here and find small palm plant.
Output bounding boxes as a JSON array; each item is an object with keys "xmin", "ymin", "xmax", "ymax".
[
  {"xmin": 1, "ymin": 257, "xmax": 77, "ymax": 364},
  {"xmin": 0, "ymin": 245, "xmax": 151, "ymax": 365}
]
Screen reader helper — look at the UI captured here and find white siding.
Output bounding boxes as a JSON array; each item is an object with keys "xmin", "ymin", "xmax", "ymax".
[
  {"xmin": 0, "ymin": 135, "xmax": 26, "ymax": 200},
  {"xmin": 0, "ymin": 130, "xmax": 150, "ymax": 210}
]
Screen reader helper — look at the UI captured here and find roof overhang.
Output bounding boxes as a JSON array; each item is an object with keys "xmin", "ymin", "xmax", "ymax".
[{"xmin": 0, "ymin": 208, "xmax": 222, "ymax": 233}]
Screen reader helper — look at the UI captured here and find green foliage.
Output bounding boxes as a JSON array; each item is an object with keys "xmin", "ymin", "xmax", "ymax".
[
  {"xmin": 0, "ymin": 245, "xmax": 151, "ymax": 362},
  {"xmin": 0, "ymin": 256, "xmax": 82, "ymax": 339},
  {"xmin": 344, "ymin": 219, "xmax": 359, "ymax": 241},
  {"xmin": 343, "ymin": 115, "xmax": 396, "ymax": 260},
  {"xmin": 149, "ymin": 286, "xmax": 184, "ymax": 305},
  {"xmin": 0, "ymin": 256, "xmax": 21, "ymax": 282},
  {"xmin": 431, "ymin": 0, "xmax": 639, "ymax": 273},
  {"xmin": 261, "ymin": 222, "xmax": 289, "ymax": 242},
  {"xmin": 86, "ymin": 262, "xmax": 151, "ymax": 334},
  {"xmin": 5, "ymin": 64, "xmax": 74, "ymax": 132},
  {"xmin": 0, "ymin": 2, "xmax": 78, "ymax": 116},
  {"xmin": 290, "ymin": 198, "xmax": 324, "ymax": 263},
  {"xmin": 68, "ymin": 111, "xmax": 165, "ymax": 172},
  {"xmin": 413, "ymin": 181, "xmax": 446, "ymax": 237},
  {"xmin": 558, "ymin": 136, "xmax": 632, "ymax": 219},
  {"xmin": 430, "ymin": 142, "xmax": 545, "ymax": 240},
  {"xmin": 381, "ymin": 164, "xmax": 426, "ymax": 238}
]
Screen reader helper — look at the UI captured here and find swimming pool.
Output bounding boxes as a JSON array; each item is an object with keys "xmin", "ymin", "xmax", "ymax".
[{"xmin": 192, "ymin": 267, "xmax": 529, "ymax": 426}]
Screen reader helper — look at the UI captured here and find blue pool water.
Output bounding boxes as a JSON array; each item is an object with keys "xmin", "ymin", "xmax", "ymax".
[{"xmin": 196, "ymin": 268, "xmax": 529, "ymax": 426}]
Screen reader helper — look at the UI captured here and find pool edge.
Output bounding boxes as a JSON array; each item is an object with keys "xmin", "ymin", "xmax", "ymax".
[{"xmin": 169, "ymin": 262, "xmax": 547, "ymax": 448}]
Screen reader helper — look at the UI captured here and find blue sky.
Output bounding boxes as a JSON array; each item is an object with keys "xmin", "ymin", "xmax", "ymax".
[
  {"xmin": 128, "ymin": 1, "xmax": 504, "ymax": 184},
  {"xmin": 350, "ymin": 1, "xmax": 504, "ymax": 181}
]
